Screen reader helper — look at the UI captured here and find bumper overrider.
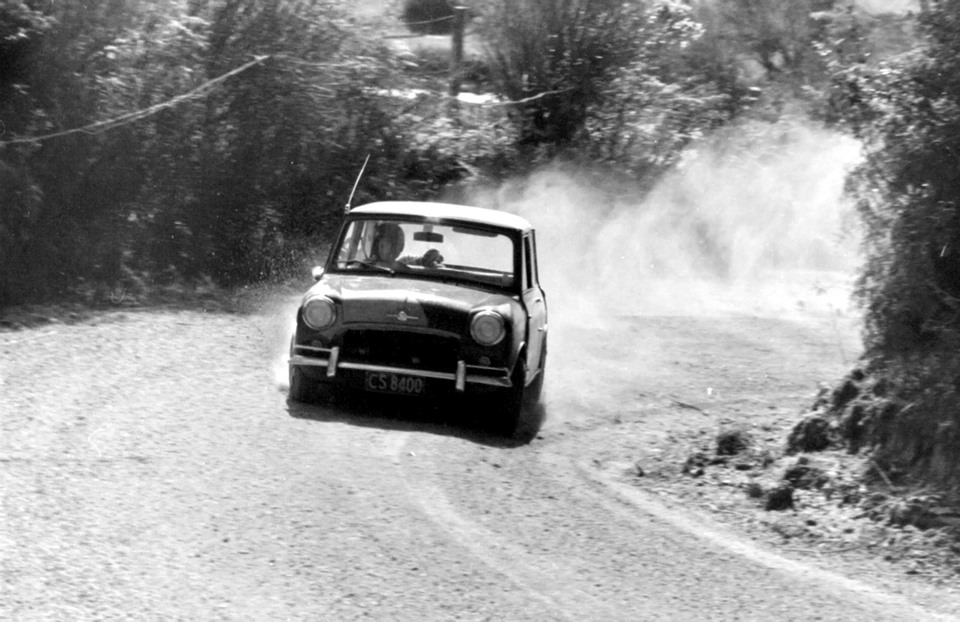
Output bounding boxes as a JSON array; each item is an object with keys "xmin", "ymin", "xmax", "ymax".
[{"xmin": 288, "ymin": 344, "xmax": 514, "ymax": 391}]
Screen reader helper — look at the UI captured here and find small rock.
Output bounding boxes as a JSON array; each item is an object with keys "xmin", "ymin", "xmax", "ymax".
[
  {"xmin": 786, "ymin": 414, "xmax": 835, "ymax": 453},
  {"xmin": 765, "ymin": 485, "xmax": 795, "ymax": 511},
  {"xmin": 782, "ymin": 460, "xmax": 831, "ymax": 490},
  {"xmin": 683, "ymin": 452, "xmax": 709, "ymax": 476},
  {"xmin": 716, "ymin": 428, "xmax": 752, "ymax": 456}
]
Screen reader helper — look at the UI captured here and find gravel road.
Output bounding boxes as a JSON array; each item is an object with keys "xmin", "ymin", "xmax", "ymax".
[{"xmin": 3, "ymin": 289, "xmax": 960, "ymax": 621}]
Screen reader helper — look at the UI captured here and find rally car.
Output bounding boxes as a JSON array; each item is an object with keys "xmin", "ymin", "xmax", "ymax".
[{"xmin": 287, "ymin": 201, "xmax": 547, "ymax": 434}]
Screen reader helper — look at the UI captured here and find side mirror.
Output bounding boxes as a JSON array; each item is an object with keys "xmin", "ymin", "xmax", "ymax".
[{"xmin": 311, "ymin": 266, "xmax": 325, "ymax": 281}]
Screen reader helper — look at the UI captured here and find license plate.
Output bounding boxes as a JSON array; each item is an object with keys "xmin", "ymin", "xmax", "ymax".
[{"xmin": 364, "ymin": 372, "xmax": 426, "ymax": 395}]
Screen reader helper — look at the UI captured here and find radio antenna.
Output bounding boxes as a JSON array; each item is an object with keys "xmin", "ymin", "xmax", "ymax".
[{"xmin": 345, "ymin": 154, "xmax": 371, "ymax": 213}]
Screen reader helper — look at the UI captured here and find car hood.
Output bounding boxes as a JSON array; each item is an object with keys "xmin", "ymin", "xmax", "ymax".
[{"xmin": 306, "ymin": 274, "xmax": 517, "ymax": 331}]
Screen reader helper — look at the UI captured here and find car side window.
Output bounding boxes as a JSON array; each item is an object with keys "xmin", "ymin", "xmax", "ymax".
[
  {"xmin": 523, "ymin": 236, "xmax": 534, "ymax": 291},
  {"xmin": 529, "ymin": 232, "xmax": 539, "ymax": 287}
]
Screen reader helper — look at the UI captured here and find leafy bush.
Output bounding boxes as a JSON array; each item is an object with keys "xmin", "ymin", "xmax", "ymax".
[
  {"xmin": 476, "ymin": 0, "xmax": 738, "ymax": 174},
  {"xmin": 0, "ymin": 0, "xmax": 512, "ymax": 304},
  {"xmin": 823, "ymin": 2, "xmax": 960, "ymax": 486},
  {"xmin": 832, "ymin": 5, "xmax": 960, "ymax": 354},
  {"xmin": 705, "ymin": 0, "xmax": 837, "ymax": 82},
  {"xmin": 477, "ymin": 0, "xmax": 651, "ymax": 148}
]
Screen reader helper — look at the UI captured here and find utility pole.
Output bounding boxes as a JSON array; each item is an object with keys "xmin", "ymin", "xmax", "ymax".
[{"xmin": 449, "ymin": 6, "xmax": 467, "ymax": 97}]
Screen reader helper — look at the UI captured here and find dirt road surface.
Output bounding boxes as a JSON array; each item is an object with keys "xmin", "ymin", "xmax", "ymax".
[{"xmin": 4, "ymin": 283, "xmax": 960, "ymax": 621}]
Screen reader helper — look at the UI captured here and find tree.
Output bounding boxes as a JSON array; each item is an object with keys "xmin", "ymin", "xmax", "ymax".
[
  {"xmin": 701, "ymin": 0, "xmax": 837, "ymax": 83},
  {"xmin": 476, "ymin": 0, "xmax": 737, "ymax": 173},
  {"xmin": 584, "ymin": 1, "xmax": 738, "ymax": 181},
  {"xmin": 476, "ymin": 0, "xmax": 653, "ymax": 148},
  {"xmin": 0, "ymin": 0, "xmax": 517, "ymax": 304}
]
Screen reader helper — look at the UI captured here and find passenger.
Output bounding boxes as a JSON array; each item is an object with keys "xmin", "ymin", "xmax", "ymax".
[
  {"xmin": 399, "ymin": 248, "xmax": 444, "ymax": 268},
  {"xmin": 419, "ymin": 248, "xmax": 444, "ymax": 268}
]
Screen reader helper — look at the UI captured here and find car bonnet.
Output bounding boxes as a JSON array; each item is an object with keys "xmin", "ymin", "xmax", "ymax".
[{"xmin": 307, "ymin": 274, "xmax": 517, "ymax": 330}]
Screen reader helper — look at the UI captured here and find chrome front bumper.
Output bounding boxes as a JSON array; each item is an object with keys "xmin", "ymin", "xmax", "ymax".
[{"xmin": 289, "ymin": 346, "xmax": 512, "ymax": 390}]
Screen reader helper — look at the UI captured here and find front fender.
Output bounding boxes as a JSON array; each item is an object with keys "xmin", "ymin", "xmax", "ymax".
[{"xmin": 503, "ymin": 299, "xmax": 527, "ymax": 377}]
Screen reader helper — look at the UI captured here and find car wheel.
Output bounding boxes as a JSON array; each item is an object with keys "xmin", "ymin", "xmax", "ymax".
[
  {"xmin": 527, "ymin": 365, "xmax": 544, "ymax": 404},
  {"xmin": 527, "ymin": 340, "xmax": 547, "ymax": 404},
  {"xmin": 494, "ymin": 358, "xmax": 528, "ymax": 437},
  {"xmin": 288, "ymin": 363, "xmax": 319, "ymax": 403}
]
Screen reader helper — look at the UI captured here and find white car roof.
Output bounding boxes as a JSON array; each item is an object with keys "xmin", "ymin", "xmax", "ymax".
[{"xmin": 349, "ymin": 201, "xmax": 534, "ymax": 232}]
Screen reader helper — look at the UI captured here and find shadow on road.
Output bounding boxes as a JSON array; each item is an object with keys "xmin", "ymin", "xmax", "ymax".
[{"xmin": 285, "ymin": 392, "xmax": 545, "ymax": 449}]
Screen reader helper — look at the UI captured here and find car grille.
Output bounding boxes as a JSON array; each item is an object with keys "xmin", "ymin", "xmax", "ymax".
[{"xmin": 340, "ymin": 330, "xmax": 459, "ymax": 372}]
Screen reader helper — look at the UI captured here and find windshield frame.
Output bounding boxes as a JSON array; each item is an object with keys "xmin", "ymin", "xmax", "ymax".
[{"xmin": 325, "ymin": 214, "xmax": 524, "ymax": 294}]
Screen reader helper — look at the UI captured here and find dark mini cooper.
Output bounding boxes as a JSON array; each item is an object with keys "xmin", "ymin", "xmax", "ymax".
[{"xmin": 288, "ymin": 201, "xmax": 547, "ymax": 433}]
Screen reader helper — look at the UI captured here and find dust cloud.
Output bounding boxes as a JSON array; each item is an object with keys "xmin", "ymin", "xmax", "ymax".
[{"xmin": 480, "ymin": 120, "xmax": 863, "ymax": 324}]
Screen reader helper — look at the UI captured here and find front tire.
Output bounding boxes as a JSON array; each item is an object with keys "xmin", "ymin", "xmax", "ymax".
[
  {"xmin": 288, "ymin": 364, "xmax": 319, "ymax": 403},
  {"xmin": 527, "ymin": 366, "xmax": 544, "ymax": 404},
  {"xmin": 494, "ymin": 359, "xmax": 528, "ymax": 437}
]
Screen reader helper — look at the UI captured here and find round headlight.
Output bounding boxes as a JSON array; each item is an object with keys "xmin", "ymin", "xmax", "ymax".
[
  {"xmin": 302, "ymin": 296, "xmax": 336, "ymax": 330},
  {"xmin": 471, "ymin": 311, "xmax": 505, "ymax": 346}
]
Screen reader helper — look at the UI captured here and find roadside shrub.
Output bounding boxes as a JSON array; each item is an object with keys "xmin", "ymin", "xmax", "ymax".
[
  {"xmin": 0, "ymin": 0, "xmax": 513, "ymax": 305},
  {"xmin": 820, "ymin": 3, "xmax": 960, "ymax": 488}
]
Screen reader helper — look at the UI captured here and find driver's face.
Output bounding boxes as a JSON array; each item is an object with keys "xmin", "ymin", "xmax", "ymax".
[{"xmin": 377, "ymin": 236, "xmax": 397, "ymax": 261}]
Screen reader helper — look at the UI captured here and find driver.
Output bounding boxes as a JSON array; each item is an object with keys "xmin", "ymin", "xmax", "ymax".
[{"xmin": 371, "ymin": 223, "xmax": 405, "ymax": 269}]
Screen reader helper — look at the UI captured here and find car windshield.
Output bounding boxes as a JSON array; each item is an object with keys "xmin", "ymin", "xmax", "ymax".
[{"xmin": 332, "ymin": 218, "xmax": 516, "ymax": 288}]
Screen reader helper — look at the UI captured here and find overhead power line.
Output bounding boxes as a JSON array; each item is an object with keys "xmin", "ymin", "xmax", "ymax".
[
  {"xmin": 402, "ymin": 15, "xmax": 454, "ymax": 27},
  {"xmin": 0, "ymin": 55, "xmax": 270, "ymax": 147},
  {"xmin": 483, "ymin": 88, "xmax": 573, "ymax": 107}
]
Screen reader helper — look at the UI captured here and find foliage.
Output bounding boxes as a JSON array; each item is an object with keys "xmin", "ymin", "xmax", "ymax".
[
  {"xmin": 705, "ymin": 0, "xmax": 837, "ymax": 82},
  {"xmin": 475, "ymin": 0, "xmax": 740, "ymax": 173},
  {"xmin": 475, "ymin": 0, "xmax": 651, "ymax": 147},
  {"xmin": 0, "ymin": 0, "xmax": 511, "ymax": 305},
  {"xmin": 4, "ymin": 0, "xmax": 871, "ymax": 309},
  {"xmin": 831, "ymin": 3, "xmax": 960, "ymax": 354},
  {"xmin": 823, "ymin": 0, "xmax": 960, "ymax": 485},
  {"xmin": 584, "ymin": 2, "xmax": 738, "ymax": 181}
]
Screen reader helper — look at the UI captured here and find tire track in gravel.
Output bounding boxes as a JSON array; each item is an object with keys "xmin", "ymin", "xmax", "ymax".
[
  {"xmin": 533, "ymin": 448, "xmax": 956, "ymax": 622},
  {"xmin": 8, "ymin": 300, "xmax": 960, "ymax": 620},
  {"xmin": 391, "ymin": 435, "xmax": 622, "ymax": 622}
]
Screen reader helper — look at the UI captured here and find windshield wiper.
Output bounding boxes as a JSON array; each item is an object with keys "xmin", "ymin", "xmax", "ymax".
[{"xmin": 342, "ymin": 260, "xmax": 395, "ymax": 275}]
